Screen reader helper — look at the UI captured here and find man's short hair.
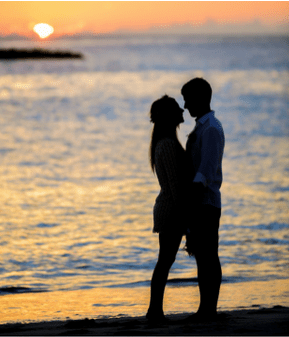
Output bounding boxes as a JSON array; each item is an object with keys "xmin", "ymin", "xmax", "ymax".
[{"xmin": 181, "ymin": 78, "xmax": 212, "ymax": 104}]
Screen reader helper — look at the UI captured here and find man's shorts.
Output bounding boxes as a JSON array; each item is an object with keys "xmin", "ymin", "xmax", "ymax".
[{"xmin": 186, "ymin": 204, "xmax": 221, "ymax": 256}]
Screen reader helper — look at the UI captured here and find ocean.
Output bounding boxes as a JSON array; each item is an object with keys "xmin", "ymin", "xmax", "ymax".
[{"xmin": 0, "ymin": 34, "xmax": 288, "ymax": 324}]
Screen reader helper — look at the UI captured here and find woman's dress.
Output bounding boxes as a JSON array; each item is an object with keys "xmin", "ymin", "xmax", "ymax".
[{"xmin": 153, "ymin": 137, "xmax": 188, "ymax": 234}]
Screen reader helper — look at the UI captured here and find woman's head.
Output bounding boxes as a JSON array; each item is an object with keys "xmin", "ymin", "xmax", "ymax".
[
  {"xmin": 149, "ymin": 95, "xmax": 184, "ymax": 172},
  {"xmin": 150, "ymin": 95, "xmax": 184, "ymax": 127}
]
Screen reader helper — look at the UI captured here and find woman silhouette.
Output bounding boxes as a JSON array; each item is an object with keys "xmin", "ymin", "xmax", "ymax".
[{"xmin": 146, "ymin": 95, "xmax": 189, "ymax": 323}]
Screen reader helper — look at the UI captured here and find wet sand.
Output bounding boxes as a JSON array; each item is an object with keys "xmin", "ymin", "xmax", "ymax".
[
  {"xmin": 1, "ymin": 279, "xmax": 289, "ymax": 335},
  {"xmin": 0, "ymin": 306, "xmax": 288, "ymax": 335}
]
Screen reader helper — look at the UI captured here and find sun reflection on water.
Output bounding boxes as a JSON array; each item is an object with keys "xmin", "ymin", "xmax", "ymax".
[{"xmin": 0, "ymin": 57, "xmax": 288, "ymax": 321}]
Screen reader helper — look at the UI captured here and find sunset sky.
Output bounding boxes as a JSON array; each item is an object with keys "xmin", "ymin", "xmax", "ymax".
[{"xmin": 0, "ymin": 1, "xmax": 288, "ymax": 38}]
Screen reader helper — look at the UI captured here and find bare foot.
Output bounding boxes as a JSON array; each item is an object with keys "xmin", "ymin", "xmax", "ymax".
[
  {"xmin": 146, "ymin": 311, "xmax": 170, "ymax": 324},
  {"xmin": 181, "ymin": 311, "xmax": 218, "ymax": 323}
]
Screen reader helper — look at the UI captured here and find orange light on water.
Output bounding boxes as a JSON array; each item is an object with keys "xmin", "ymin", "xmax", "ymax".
[
  {"xmin": 1, "ymin": 279, "xmax": 288, "ymax": 324},
  {"xmin": 33, "ymin": 23, "xmax": 54, "ymax": 39}
]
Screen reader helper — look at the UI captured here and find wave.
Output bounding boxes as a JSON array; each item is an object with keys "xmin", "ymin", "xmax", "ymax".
[{"xmin": 107, "ymin": 276, "xmax": 258, "ymax": 288}]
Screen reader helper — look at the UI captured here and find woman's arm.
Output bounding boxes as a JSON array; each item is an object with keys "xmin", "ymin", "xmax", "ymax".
[{"xmin": 159, "ymin": 139, "xmax": 185, "ymax": 206}]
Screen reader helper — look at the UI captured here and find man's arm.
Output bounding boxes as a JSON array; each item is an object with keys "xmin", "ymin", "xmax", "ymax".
[{"xmin": 192, "ymin": 126, "xmax": 223, "ymax": 201}]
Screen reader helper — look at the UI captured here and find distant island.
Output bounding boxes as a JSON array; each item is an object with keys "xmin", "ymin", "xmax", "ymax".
[{"xmin": 0, "ymin": 48, "xmax": 83, "ymax": 60}]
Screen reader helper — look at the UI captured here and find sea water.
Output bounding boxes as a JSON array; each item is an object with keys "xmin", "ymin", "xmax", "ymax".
[{"xmin": 0, "ymin": 35, "xmax": 288, "ymax": 323}]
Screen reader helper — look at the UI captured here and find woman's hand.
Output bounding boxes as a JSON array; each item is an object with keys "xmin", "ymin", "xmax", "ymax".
[{"xmin": 191, "ymin": 182, "xmax": 205, "ymax": 204}]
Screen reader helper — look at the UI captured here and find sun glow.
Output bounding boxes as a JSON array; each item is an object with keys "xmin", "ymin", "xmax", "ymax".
[{"xmin": 33, "ymin": 23, "xmax": 54, "ymax": 39}]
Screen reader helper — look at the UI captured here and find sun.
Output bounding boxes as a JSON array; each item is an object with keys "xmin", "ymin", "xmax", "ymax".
[{"xmin": 33, "ymin": 23, "xmax": 54, "ymax": 39}]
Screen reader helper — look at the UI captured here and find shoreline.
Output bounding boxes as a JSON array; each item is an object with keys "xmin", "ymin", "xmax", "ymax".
[
  {"xmin": 1, "ymin": 279, "xmax": 289, "ymax": 328},
  {"xmin": 1, "ymin": 306, "xmax": 288, "ymax": 335}
]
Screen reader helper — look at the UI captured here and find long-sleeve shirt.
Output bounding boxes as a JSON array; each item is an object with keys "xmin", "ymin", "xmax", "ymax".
[{"xmin": 186, "ymin": 111, "xmax": 225, "ymax": 209}]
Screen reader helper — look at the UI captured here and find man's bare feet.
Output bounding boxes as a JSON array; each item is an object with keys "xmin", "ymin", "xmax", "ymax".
[
  {"xmin": 146, "ymin": 310, "xmax": 171, "ymax": 324},
  {"xmin": 181, "ymin": 311, "xmax": 218, "ymax": 323}
]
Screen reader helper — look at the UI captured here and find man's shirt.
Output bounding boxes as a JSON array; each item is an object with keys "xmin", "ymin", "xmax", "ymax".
[{"xmin": 186, "ymin": 111, "xmax": 225, "ymax": 208}]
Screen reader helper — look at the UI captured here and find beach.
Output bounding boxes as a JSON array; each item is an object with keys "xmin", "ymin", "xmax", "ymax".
[
  {"xmin": 1, "ymin": 306, "xmax": 288, "ymax": 335},
  {"xmin": 1, "ymin": 279, "xmax": 288, "ymax": 335}
]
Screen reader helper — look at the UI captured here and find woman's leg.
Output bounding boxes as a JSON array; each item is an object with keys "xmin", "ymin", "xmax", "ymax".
[{"xmin": 147, "ymin": 231, "xmax": 183, "ymax": 318}]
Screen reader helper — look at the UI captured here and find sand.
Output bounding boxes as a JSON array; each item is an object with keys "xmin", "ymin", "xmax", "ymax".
[{"xmin": 0, "ymin": 306, "xmax": 288, "ymax": 335}]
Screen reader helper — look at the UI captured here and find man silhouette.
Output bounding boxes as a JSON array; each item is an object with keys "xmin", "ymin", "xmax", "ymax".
[{"xmin": 182, "ymin": 77, "xmax": 225, "ymax": 321}]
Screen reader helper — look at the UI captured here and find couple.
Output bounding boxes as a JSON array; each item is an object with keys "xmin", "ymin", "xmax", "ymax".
[{"xmin": 147, "ymin": 77, "xmax": 225, "ymax": 324}]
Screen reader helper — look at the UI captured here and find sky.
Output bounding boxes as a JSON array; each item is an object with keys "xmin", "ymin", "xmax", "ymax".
[{"xmin": 0, "ymin": 1, "xmax": 288, "ymax": 38}]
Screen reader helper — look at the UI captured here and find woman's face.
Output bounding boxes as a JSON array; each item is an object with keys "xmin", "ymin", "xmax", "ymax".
[{"xmin": 172, "ymin": 100, "xmax": 184, "ymax": 126}]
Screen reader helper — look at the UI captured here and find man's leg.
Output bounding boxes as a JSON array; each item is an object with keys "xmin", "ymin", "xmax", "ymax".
[
  {"xmin": 195, "ymin": 249, "xmax": 222, "ymax": 315},
  {"xmin": 195, "ymin": 205, "xmax": 222, "ymax": 316}
]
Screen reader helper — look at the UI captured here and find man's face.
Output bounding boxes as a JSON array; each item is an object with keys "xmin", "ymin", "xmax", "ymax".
[{"xmin": 183, "ymin": 94, "xmax": 201, "ymax": 118}]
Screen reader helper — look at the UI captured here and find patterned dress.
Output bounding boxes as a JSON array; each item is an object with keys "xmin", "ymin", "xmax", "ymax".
[{"xmin": 153, "ymin": 137, "xmax": 188, "ymax": 234}]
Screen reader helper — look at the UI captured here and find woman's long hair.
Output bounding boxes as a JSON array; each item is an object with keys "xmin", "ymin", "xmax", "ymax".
[{"xmin": 149, "ymin": 95, "xmax": 182, "ymax": 172}]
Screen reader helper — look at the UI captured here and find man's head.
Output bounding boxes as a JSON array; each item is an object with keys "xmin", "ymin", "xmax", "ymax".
[{"xmin": 181, "ymin": 78, "xmax": 212, "ymax": 118}]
